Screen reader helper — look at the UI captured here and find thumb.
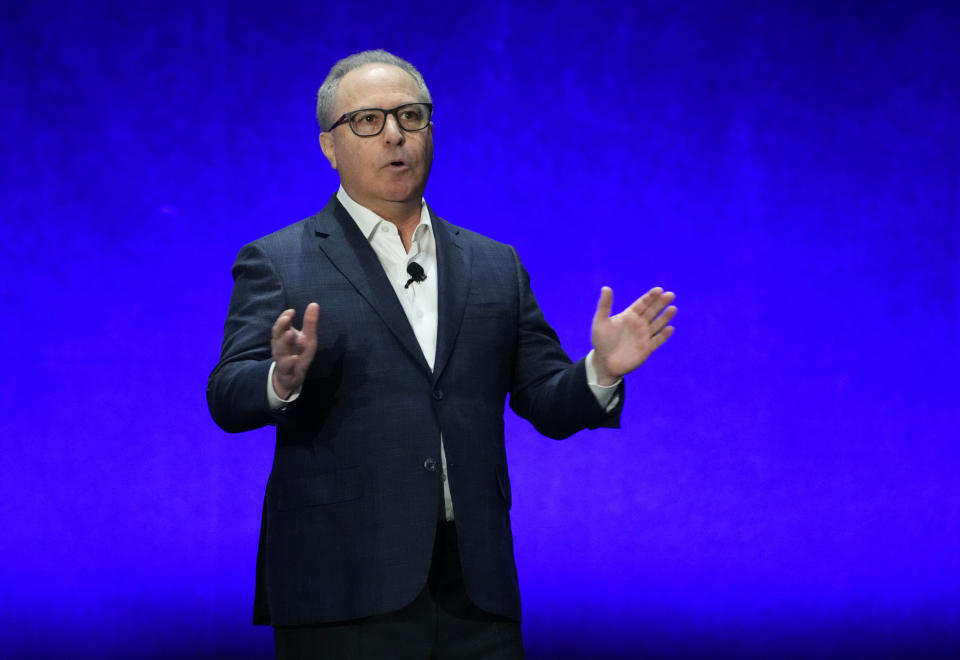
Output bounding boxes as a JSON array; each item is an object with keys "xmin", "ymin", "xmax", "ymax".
[{"xmin": 594, "ymin": 286, "xmax": 613, "ymax": 324}]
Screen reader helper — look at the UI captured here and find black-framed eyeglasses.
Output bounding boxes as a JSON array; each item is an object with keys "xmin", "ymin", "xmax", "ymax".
[{"xmin": 327, "ymin": 103, "xmax": 433, "ymax": 137}]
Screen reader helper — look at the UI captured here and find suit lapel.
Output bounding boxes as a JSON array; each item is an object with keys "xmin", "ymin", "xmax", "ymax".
[
  {"xmin": 310, "ymin": 197, "xmax": 432, "ymax": 375},
  {"xmin": 431, "ymin": 209, "xmax": 471, "ymax": 384}
]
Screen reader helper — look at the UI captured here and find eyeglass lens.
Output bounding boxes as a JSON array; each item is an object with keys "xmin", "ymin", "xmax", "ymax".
[{"xmin": 350, "ymin": 103, "xmax": 430, "ymax": 136}]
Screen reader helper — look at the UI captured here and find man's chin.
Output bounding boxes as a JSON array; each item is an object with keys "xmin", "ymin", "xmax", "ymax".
[
  {"xmin": 344, "ymin": 180, "xmax": 426, "ymax": 211},
  {"xmin": 379, "ymin": 183, "xmax": 425, "ymax": 204}
]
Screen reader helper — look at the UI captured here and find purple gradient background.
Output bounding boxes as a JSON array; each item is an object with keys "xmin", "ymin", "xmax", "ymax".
[{"xmin": 2, "ymin": 1, "xmax": 958, "ymax": 658}]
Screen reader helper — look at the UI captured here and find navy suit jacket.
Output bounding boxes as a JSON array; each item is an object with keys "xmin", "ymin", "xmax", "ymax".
[{"xmin": 207, "ymin": 195, "xmax": 623, "ymax": 626}]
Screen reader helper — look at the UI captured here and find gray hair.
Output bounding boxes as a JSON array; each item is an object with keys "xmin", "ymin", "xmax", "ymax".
[{"xmin": 315, "ymin": 49, "xmax": 432, "ymax": 131}]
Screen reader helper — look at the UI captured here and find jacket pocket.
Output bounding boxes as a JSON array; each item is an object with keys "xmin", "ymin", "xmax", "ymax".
[
  {"xmin": 276, "ymin": 467, "xmax": 364, "ymax": 510},
  {"xmin": 464, "ymin": 301, "xmax": 511, "ymax": 319}
]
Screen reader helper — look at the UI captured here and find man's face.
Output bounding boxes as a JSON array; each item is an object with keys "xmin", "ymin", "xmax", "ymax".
[{"xmin": 319, "ymin": 64, "xmax": 433, "ymax": 213}]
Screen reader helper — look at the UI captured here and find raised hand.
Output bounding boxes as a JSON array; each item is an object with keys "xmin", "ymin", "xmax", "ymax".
[
  {"xmin": 271, "ymin": 303, "xmax": 319, "ymax": 399},
  {"xmin": 591, "ymin": 286, "xmax": 677, "ymax": 386}
]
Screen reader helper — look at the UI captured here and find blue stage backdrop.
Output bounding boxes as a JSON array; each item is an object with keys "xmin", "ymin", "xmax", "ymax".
[{"xmin": 2, "ymin": 1, "xmax": 958, "ymax": 658}]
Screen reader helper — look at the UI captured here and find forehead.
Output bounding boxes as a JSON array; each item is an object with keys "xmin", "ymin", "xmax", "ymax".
[{"xmin": 336, "ymin": 64, "xmax": 422, "ymax": 113}]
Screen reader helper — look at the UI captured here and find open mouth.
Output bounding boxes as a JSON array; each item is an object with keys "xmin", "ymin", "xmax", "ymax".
[{"xmin": 389, "ymin": 160, "xmax": 406, "ymax": 168}]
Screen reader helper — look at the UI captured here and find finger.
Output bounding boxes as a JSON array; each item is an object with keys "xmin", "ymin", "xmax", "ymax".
[
  {"xmin": 626, "ymin": 287, "xmax": 663, "ymax": 317},
  {"xmin": 274, "ymin": 331, "xmax": 300, "ymax": 360},
  {"xmin": 639, "ymin": 289, "xmax": 676, "ymax": 323},
  {"xmin": 301, "ymin": 303, "xmax": 319, "ymax": 343},
  {"xmin": 593, "ymin": 287, "xmax": 614, "ymax": 323},
  {"xmin": 653, "ymin": 325, "xmax": 675, "ymax": 349},
  {"xmin": 649, "ymin": 305, "xmax": 678, "ymax": 336},
  {"xmin": 272, "ymin": 309, "xmax": 295, "ymax": 340}
]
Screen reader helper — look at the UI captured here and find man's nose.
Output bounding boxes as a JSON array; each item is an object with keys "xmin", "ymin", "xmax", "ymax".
[{"xmin": 382, "ymin": 113, "xmax": 405, "ymax": 144}]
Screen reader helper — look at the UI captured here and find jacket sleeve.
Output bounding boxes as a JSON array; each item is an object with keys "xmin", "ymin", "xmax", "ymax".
[
  {"xmin": 207, "ymin": 242, "xmax": 288, "ymax": 433},
  {"xmin": 507, "ymin": 247, "xmax": 624, "ymax": 439}
]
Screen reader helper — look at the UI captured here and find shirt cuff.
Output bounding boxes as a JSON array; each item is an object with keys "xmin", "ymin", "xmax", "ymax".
[
  {"xmin": 267, "ymin": 361, "xmax": 302, "ymax": 411},
  {"xmin": 585, "ymin": 349, "xmax": 621, "ymax": 413}
]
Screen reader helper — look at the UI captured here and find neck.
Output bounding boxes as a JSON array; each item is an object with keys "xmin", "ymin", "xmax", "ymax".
[
  {"xmin": 368, "ymin": 198, "xmax": 422, "ymax": 252},
  {"xmin": 339, "ymin": 186, "xmax": 425, "ymax": 251}
]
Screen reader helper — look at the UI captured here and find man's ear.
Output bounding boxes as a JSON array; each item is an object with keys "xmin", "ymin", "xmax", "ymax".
[{"xmin": 318, "ymin": 132, "xmax": 337, "ymax": 169}]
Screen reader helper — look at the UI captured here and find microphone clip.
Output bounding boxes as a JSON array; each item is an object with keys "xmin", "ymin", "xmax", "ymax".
[{"xmin": 405, "ymin": 261, "xmax": 427, "ymax": 289}]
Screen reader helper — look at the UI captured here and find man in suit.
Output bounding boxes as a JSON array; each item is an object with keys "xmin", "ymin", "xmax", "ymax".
[{"xmin": 208, "ymin": 50, "xmax": 676, "ymax": 659}]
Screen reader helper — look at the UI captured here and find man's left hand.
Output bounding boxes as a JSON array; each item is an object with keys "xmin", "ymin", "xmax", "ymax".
[{"xmin": 591, "ymin": 286, "xmax": 677, "ymax": 386}]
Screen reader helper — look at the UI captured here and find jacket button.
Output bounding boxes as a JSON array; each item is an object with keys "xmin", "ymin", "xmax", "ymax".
[
  {"xmin": 423, "ymin": 458, "xmax": 438, "ymax": 472},
  {"xmin": 432, "ymin": 389, "xmax": 443, "ymax": 400}
]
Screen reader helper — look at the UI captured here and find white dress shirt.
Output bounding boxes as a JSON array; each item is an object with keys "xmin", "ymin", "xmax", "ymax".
[{"xmin": 267, "ymin": 187, "xmax": 620, "ymax": 521}]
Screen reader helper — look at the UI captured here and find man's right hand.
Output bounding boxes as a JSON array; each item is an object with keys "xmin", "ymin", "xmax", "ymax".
[{"xmin": 271, "ymin": 302, "xmax": 319, "ymax": 399}]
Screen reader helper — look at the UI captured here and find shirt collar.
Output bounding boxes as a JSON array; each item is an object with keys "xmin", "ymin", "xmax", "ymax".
[{"xmin": 337, "ymin": 186, "xmax": 431, "ymax": 242}]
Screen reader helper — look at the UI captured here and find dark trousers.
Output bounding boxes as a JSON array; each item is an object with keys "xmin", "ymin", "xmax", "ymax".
[{"xmin": 274, "ymin": 522, "xmax": 525, "ymax": 660}]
